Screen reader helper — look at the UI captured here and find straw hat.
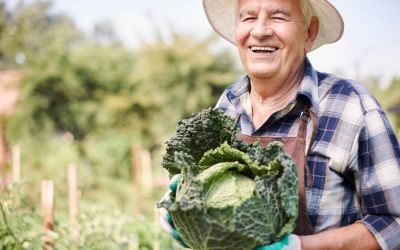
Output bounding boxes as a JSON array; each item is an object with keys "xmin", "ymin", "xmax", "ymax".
[{"xmin": 203, "ymin": 0, "xmax": 344, "ymax": 51}]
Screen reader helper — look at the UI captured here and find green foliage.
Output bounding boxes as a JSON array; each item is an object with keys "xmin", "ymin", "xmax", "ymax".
[
  {"xmin": 364, "ymin": 76, "xmax": 400, "ymax": 136},
  {"xmin": 52, "ymin": 207, "xmax": 138, "ymax": 249},
  {"xmin": 1, "ymin": 1, "xmax": 238, "ymax": 249},
  {"xmin": 382, "ymin": 78, "xmax": 400, "ymax": 135},
  {"xmin": 159, "ymin": 109, "xmax": 298, "ymax": 250},
  {"xmin": 0, "ymin": 184, "xmax": 45, "ymax": 249},
  {"xmin": 8, "ymin": 42, "xmax": 135, "ymax": 142},
  {"xmin": 0, "ymin": 183, "xmax": 186, "ymax": 249},
  {"xmin": 6, "ymin": 21, "xmax": 238, "ymax": 177},
  {"xmin": 130, "ymin": 33, "xmax": 238, "ymax": 149},
  {"xmin": 0, "ymin": 1, "xmax": 82, "ymax": 69}
]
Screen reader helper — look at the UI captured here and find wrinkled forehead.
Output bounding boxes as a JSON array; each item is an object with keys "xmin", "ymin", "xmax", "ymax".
[{"xmin": 236, "ymin": 0, "xmax": 303, "ymax": 14}]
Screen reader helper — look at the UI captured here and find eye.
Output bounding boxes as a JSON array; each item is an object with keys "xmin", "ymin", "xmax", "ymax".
[
  {"xmin": 245, "ymin": 16, "xmax": 256, "ymax": 21},
  {"xmin": 241, "ymin": 16, "xmax": 256, "ymax": 22},
  {"xmin": 271, "ymin": 15, "xmax": 288, "ymax": 22}
]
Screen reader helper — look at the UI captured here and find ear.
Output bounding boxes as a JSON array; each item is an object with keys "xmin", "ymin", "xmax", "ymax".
[{"xmin": 304, "ymin": 16, "xmax": 319, "ymax": 52}]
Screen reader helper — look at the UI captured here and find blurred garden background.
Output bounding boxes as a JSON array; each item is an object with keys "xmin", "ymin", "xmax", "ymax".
[{"xmin": 0, "ymin": 0, "xmax": 399, "ymax": 249}]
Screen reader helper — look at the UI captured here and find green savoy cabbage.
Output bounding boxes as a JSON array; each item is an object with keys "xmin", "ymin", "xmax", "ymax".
[{"xmin": 158, "ymin": 108, "xmax": 298, "ymax": 250}]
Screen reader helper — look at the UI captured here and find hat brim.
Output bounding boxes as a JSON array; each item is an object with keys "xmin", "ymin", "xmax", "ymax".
[{"xmin": 203, "ymin": 0, "xmax": 344, "ymax": 51}]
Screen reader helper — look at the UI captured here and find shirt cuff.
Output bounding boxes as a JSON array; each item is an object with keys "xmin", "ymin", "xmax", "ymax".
[{"xmin": 359, "ymin": 214, "xmax": 400, "ymax": 250}]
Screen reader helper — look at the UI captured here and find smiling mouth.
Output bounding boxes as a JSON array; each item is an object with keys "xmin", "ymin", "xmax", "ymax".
[{"xmin": 250, "ymin": 46, "xmax": 279, "ymax": 54}]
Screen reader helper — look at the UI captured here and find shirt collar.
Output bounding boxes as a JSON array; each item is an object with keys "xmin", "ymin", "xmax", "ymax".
[
  {"xmin": 226, "ymin": 57, "xmax": 320, "ymax": 114},
  {"xmin": 297, "ymin": 57, "xmax": 320, "ymax": 114}
]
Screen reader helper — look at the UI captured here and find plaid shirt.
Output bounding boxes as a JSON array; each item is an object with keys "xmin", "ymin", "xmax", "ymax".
[{"xmin": 215, "ymin": 58, "xmax": 400, "ymax": 250}]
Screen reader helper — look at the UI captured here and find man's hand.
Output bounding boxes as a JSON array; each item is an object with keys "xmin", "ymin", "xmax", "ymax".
[
  {"xmin": 254, "ymin": 234, "xmax": 302, "ymax": 250},
  {"xmin": 158, "ymin": 174, "xmax": 189, "ymax": 248}
]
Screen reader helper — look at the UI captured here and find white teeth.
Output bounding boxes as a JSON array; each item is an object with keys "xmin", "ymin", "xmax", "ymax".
[{"xmin": 250, "ymin": 46, "xmax": 278, "ymax": 52}]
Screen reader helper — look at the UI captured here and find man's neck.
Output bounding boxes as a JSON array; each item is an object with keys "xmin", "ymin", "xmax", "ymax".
[
  {"xmin": 248, "ymin": 62, "xmax": 305, "ymax": 129},
  {"xmin": 250, "ymin": 76, "xmax": 300, "ymax": 107}
]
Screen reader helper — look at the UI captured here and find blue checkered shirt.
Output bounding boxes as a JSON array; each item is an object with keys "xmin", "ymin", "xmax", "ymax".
[{"xmin": 215, "ymin": 58, "xmax": 400, "ymax": 250}]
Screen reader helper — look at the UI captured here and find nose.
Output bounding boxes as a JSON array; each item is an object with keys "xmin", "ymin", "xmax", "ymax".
[{"xmin": 250, "ymin": 19, "xmax": 273, "ymax": 40}]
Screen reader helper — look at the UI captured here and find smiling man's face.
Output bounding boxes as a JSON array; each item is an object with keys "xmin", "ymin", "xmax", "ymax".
[{"xmin": 236, "ymin": 0, "xmax": 311, "ymax": 82}]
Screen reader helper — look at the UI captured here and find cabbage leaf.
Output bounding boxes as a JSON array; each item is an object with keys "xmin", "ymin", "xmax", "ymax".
[{"xmin": 158, "ymin": 108, "xmax": 298, "ymax": 250}]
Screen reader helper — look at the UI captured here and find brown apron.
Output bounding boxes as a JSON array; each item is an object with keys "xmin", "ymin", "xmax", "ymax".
[{"xmin": 236, "ymin": 108, "xmax": 319, "ymax": 235}]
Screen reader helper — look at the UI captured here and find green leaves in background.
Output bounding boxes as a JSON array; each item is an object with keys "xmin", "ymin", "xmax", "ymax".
[{"xmin": 1, "ymin": 1, "xmax": 238, "ymax": 248}]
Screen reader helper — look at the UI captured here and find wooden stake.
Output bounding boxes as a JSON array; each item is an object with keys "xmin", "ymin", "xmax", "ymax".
[
  {"xmin": 12, "ymin": 144, "xmax": 20, "ymax": 183},
  {"xmin": 68, "ymin": 164, "xmax": 79, "ymax": 240},
  {"xmin": 131, "ymin": 144, "xmax": 142, "ymax": 214},
  {"xmin": 131, "ymin": 144, "xmax": 142, "ymax": 185},
  {"xmin": 41, "ymin": 180, "xmax": 54, "ymax": 250},
  {"xmin": 0, "ymin": 122, "xmax": 8, "ymax": 187},
  {"xmin": 152, "ymin": 207, "xmax": 160, "ymax": 250},
  {"xmin": 140, "ymin": 149, "xmax": 153, "ymax": 198}
]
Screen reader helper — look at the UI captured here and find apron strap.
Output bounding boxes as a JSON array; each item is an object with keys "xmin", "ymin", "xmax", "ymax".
[{"xmin": 297, "ymin": 108, "xmax": 319, "ymax": 187}]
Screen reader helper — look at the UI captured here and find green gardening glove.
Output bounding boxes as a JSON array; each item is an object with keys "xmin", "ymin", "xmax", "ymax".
[
  {"xmin": 254, "ymin": 235, "xmax": 302, "ymax": 250},
  {"xmin": 158, "ymin": 174, "xmax": 189, "ymax": 248}
]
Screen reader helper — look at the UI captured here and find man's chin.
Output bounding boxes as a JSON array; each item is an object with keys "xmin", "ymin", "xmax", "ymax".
[{"xmin": 246, "ymin": 66, "xmax": 278, "ymax": 80}]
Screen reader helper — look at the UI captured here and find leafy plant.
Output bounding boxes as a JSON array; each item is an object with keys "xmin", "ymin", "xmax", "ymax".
[
  {"xmin": 0, "ymin": 184, "xmax": 44, "ymax": 250},
  {"xmin": 159, "ymin": 108, "xmax": 298, "ymax": 250},
  {"xmin": 0, "ymin": 183, "xmax": 185, "ymax": 250}
]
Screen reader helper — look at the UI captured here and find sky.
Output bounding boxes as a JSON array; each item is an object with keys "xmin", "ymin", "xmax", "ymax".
[{"xmin": 9, "ymin": 0, "xmax": 400, "ymax": 86}]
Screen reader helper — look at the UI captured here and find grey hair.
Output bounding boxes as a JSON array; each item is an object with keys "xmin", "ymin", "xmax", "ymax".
[{"xmin": 300, "ymin": 0, "xmax": 314, "ymax": 27}]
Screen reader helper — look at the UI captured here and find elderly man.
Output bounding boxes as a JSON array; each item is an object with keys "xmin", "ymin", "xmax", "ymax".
[{"xmin": 160, "ymin": 0, "xmax": 400, "ymax": 249}]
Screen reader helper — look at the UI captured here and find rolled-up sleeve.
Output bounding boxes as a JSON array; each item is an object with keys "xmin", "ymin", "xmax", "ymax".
[{"xmin": 357, "ymin": 108, "xmax": 400, "ymax": 250}]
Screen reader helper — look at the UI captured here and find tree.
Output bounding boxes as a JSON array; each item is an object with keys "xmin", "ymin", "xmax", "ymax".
[
  {"xmin": 0, "ymin": 0, "xmax": 82, "ymax": 70},
  {"xmin": 384, "ymin": 78, "xmax": 400, "ymax": 136},
  {"xmin": 3, "ymin": 0, "xmax": 239, "ymax": 179},
  {"xmin": 364, "ymin": 76, "xmax": 400, "ymax": 137},
  {"xmin": 129, "ymin": 33, "xmax": 239, "ymax": 149}
]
